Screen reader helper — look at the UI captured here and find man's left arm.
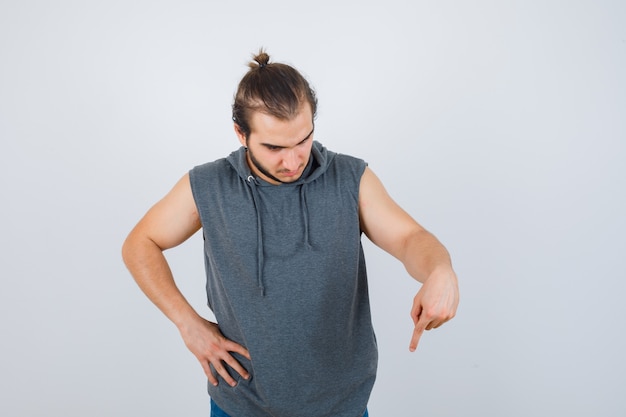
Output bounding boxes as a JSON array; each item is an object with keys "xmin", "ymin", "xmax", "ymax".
[{"xmin": 359, "ymin": 167, "xmax": 459, "ymax": 351}]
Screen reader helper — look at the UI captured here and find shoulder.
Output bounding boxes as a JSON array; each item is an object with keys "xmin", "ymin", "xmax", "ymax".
[
  {"xmin": 190, "ymin": 158, "xmax": 231, "ymax": 178},
  {"xmin": 189, "ymin": 157, "xmax": 235, "ymax": 189},
  {"xmin": 321, "ymin": 146, "xmax": 368, "ymax": 177},
  {"xmin": 333, "ymin": 152, "xmax": 366, "ymax": 166}
]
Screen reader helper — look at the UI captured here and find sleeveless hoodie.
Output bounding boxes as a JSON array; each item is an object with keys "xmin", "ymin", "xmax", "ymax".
[{"xmin": 189, "ymin": 141, "xmax": 377, "ymax": 417}]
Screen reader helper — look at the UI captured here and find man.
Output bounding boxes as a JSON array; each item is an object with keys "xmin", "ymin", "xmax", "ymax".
[{"xmin": 122, "ymin": 50, "xmax": 459, "ymax": 417}]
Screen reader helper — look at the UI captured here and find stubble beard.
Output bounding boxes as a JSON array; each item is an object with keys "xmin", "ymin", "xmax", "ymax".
[{"xmin": 246, "ymin": 147, "xmax": 299, "ymax": 184}]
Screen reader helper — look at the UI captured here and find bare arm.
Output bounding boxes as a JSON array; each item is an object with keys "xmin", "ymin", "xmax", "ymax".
[
  {"xmin": 121, "ymin": 173, "xmax": 250, "ymax": 385},
  {"xmin": 359, "ymin": 167, "xmax": 459, "ymax": 351}
]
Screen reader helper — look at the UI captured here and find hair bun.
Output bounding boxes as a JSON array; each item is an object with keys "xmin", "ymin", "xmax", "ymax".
[{"xmin": 250, "ymin": 49, "xmax": 270, "ymax": 69}]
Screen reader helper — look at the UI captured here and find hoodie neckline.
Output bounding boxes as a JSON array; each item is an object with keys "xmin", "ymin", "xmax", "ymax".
[{"xmin": 227, "ymin": 141, "xmax": 330, "ymax": 186}]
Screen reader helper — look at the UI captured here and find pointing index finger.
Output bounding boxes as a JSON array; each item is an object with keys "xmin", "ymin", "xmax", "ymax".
[{"xmin": 409, "ymin": 313, "xmax": 429, "ymax": 352}]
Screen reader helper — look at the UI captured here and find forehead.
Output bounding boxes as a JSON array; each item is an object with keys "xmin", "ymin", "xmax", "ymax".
[{"xmin": 248, "ymin": 103, "xmax": 314, "ymax": 145}]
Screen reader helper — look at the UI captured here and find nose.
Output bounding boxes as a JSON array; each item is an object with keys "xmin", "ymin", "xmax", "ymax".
[{"xmin": 283, "ymin": 149, "xmax": 300, "ymax": 171}]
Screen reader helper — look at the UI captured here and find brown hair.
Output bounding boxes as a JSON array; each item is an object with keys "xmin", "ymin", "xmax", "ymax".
[{"xmin": 232, "ymin": 49, "xmax": 318, "ymax": 138}]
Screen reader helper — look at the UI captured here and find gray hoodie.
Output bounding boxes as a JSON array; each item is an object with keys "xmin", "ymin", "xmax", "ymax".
[{"xmin": 189, "ymin": 141, "xmax": 377, "ymax": 417}]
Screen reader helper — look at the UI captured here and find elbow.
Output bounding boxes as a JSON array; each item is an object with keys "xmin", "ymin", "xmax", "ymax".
[
  {"xmin": 121, "ymin": 232, "xmax": 135, "ymax": 268},
  {"xmin": 121, "ymin": 228, "xmax": 163, "ymax": 269},
  {"xmin": 121, "ymin": 228, "xmax": 146, "ymax": 268}
]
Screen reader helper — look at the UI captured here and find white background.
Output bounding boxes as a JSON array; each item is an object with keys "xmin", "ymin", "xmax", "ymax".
[{"xmin": 1, "ymin": 1, "xmax": 624, "ymax": 416}]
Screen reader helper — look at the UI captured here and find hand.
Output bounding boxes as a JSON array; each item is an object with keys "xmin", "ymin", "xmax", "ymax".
[
  {"xmin": 179, "ymin": 317, "xmax": 251, "ymax": 386},
  {"xmin": 409, "ymin": 266, "xmax": 459, "ymax": 352}
]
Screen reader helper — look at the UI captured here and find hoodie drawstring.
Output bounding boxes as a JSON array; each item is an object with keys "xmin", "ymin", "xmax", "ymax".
[
  {"xmin": 300, "ymin": 185, "xmax": 313, "ymax": 250},
  {"xmin": 247, "ymin": 175, "xmax": 266, "ymax": 295}
]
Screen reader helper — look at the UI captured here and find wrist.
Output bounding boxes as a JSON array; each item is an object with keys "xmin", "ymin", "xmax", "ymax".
[
  {"xmin": 170, "ymin": 304, "xmax": 203, "ymax": 331},
  {"xmin": 426, "ymin": 264, "xmax": 457, "ymax": 284}
]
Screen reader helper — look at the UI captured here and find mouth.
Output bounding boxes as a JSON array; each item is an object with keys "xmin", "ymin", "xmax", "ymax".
[
  {"xmin": 281, "ymin": 171, "xmax": 299, "ymax": 177},
  {"xmin": 279, "ymin": 165, "xmax": 303, "ymax": 177}
]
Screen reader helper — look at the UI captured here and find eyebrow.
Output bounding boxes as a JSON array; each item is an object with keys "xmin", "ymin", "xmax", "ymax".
[{"xmin": 260, "ymin": 127, "xmax": 315, "ymax": 150}]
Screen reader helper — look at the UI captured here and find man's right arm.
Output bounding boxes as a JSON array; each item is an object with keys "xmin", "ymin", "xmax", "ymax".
[{"xmin": 121, "ymin": 173, "xmax": 250, "ymax": 386}]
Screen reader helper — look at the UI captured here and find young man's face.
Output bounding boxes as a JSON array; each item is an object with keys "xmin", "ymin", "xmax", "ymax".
[{"xmin": 235, "ymin": 103, "xmax": 315, "ymax": 185}]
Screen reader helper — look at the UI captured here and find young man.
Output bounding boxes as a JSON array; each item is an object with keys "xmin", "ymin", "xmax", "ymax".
[{"xmin": 122, "ymin": 51, "xmax": 459, "ymax": 417}]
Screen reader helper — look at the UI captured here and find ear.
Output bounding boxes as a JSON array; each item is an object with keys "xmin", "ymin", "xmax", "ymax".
[{"xmin": 233, "ymin": 123, "xmax": 247, "ymax": 148}]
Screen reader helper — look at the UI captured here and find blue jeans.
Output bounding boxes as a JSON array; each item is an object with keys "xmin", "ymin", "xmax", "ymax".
[{"xmin": 211, "ymin": 399, "xmax": 369, "ymax": 416}]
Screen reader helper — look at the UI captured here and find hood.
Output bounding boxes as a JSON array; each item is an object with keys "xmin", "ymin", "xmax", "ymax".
[
  {"xmin": 225, "ymin": 141, "xmax": 334, "ymax": 295},
  {"xmin": 225, "ymin": 140, "xmax": 332, "ymax": 185}
]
